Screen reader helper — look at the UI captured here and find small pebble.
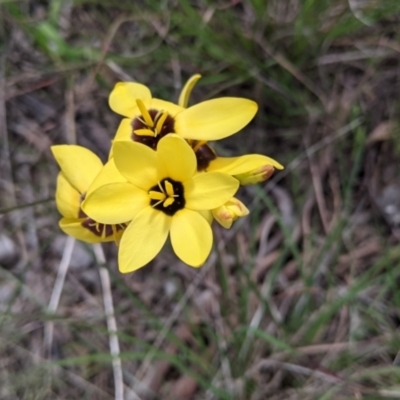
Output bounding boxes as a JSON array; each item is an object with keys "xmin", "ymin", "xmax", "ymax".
[{"xmin": 0, "ymin": 234, "xmax": 19, "ymax": 267}]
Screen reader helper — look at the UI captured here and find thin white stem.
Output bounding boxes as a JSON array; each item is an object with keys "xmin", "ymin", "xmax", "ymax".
[
  {"xmin": 93, "ymin": 244, "xmax": 124, "ymax": 400},
  {"xmin": 44, "ymin": 236, "xmax": 75, "ymax": 354}
]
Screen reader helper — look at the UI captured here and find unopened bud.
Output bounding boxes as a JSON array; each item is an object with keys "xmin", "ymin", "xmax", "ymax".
[
  {"xmin": 234, "ymin": 164, "xmax": 275, "ymax": 185},
  {"xmin": 212, "ymin": 198, "xmax": 249, "ymax": 229}
]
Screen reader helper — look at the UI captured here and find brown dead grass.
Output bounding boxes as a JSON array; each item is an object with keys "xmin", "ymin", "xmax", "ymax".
[{"xmin": 1, "ymin": 1, "xmax": 400, "ymax": 399}]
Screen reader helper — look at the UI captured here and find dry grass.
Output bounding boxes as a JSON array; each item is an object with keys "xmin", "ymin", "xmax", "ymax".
[{"xmin": 1, "ymin": 1, "xmax": 400, "ymax": 399}]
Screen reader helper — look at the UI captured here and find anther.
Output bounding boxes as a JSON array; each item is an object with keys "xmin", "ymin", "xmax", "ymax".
[
  {"xmin": 134, "ymin": 128, "xmax": 155, "ymax": 137},
  {"xmin": 155, "ymin": 111, "xmax": 169, "ymax": 135},
  {"xmin": 136, "ymin": 99, "xmax": 154, "ymax": 128},
  {"xmin": 165, "ymin": 181, "xmax": 175, "ymax": 197}
]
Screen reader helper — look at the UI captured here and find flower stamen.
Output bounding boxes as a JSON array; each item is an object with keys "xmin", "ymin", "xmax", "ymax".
[
  {"xmin": 163, "ymin": 197, "xmax": 174, "ymax": 207},
  {"xmin": 165, "ymin": 180, "xmax": 176, "ymax": 197},
  {"xmin": 148, "ymin": 178, "xmax": 185, "ymax": 215},
  {"xmin": 155, "ymin": 111, "xmax": 169, "ymax": 135},
  {"xmin": 131, "ymin": 107, "xmax": 175, "ymax": 149},
  {"xmin": 136, "ymin": 99, "xmax": 154, "ymax": 128},
  {"xmin": 133, "ymin": 128, "xmax": 155, "ymax": 137},
  {"xmin": 149, "ymin": 191, "xmax": 166, "ymax": 201}
]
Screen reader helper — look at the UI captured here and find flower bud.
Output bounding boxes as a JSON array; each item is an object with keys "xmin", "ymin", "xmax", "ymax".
[
  {"xmin": 234, "ymin": 164, "xmax": 275, "ymax": 185},
  {"xmin": 212, "ymin": 198, "xmax": 249, "ymax": 229}
]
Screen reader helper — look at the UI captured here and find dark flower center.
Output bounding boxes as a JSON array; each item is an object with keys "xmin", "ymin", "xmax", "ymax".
[
  {"xmin": 132, "ymin": 109, "xmax": 175, "ymax": 150},
  {"xmin": 130, "ymin": 100, "xmax": 217, "ymax": 171},
  {"xmin": 148, "ymin": 178, "xmax": 185, "ymax": 216}
]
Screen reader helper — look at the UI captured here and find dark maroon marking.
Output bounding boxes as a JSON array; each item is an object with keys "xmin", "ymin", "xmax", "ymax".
[
  {"xmin": 149, "ymin": 178, "xmax": 185, "ymax": 216},
  {"xmin": 195, "ymin": 143, "xmax": 217, "ymax": 171},
  {"xmin": 132, "ymin": 109, "xmax": 175, "ymax": 150},
  {"xmin": 79, "ymin": 206, "xmax": 125, "ymax": 237}
]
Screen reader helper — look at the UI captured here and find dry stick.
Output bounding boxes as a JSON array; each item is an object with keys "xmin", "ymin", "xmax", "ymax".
[
  {"xmin": 306, "ymin": 149, "xmax": 330, "ymax": 234},
  {"xmin": 44, "ymin": 236, "xmax": 75, "ymax": 353},
  {"xmin": 92, "ymin": 244, "xmax": 126, "ymax": 400}
]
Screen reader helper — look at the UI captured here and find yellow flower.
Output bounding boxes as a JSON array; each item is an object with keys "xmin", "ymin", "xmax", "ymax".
[
  {"xmin": 110, "ymin": 76, "xmax": 258, "ymax": 151},
  {"xmin": 212, "ymin": 198, "xmax": 249, "ymax": 229},
  {"xmin": 82, "ymin": 135, "xmax": 239, "ymax": 272},
  {"xmin": 51, "ymin": 145, "xmax": 126, "ymax": 243}
]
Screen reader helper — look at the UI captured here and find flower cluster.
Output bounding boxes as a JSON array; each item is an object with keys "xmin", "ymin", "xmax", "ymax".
[{"xmin": 52, "ymin": 75, "xmax": 283, "ymax": 273}]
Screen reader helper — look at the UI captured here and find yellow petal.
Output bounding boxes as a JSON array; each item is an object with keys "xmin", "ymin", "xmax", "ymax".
[
  {"xmin": 207, "ymin": 154, "xmax": 284, "ymax": 175},
  {"xmin": 112, "ymin": 118, "xmax": 133, "ymax": 142},
  {"xmin": 55, "ymin": 172, "xmax": 81, "ymax": 218},
  {"xmin": 175, "ymin": 97, "xmax": 258, "ymax": 140},
  {"xmin": 59, "ymin": 218, "xmax": 108, "ymax": 243},
  {"xmin": 113, "ymin": 141, "xmax": 166, "ymax": 190},
  {"xmin": 178, "ymin": 74, "xmax": 202, "ymax": 108},
  {"xmin": 170, "ymin": 209, "xmax": 212, "ymax": 267},
  {"xmin": 51, "ymin": 145, "xmax": 103, "ymax": 194},
  {"xmin": 150, "ymin": 98, "xmax": 184, "ymax": 117},
  {"xmin": 86, "ymin": 158, "xmax": 127, "ymax": 195},
  {"xmin": 118, "ymin": 207, "xmax": 171, "ymax": 273},
  {"xmin": 82, "ymin": 182, "xmax": 148, "ymax": 224},
  {"xmin": 198, "ymin": 210, "xmax": 213, "ymax": 225},
  {"xmin": 109, "ymin": 82, "xmax": 152, "ymax": 118},
  {"xmin": 184, "ymin": 172, "xmax": 239, "ymax": 210},
  {"xmin": 157, "ymin": 135, "xmax": 196, "ymax": 182}
]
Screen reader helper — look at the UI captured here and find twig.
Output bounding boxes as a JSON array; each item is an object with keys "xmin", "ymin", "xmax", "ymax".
[
  {"xmin": 247, "ymin": 359, "xmax": 342, "ymax": 384},
  {"xmin": 0, "ymin": 197, "xmax": 54, "ymax": 214},
  {"xmin": 44, "ymin": 236, "xmax": 75, "ymax": 354},
  {"xmin": 92, "ymin": 244, "xmax": 125, "ymax": 400}
]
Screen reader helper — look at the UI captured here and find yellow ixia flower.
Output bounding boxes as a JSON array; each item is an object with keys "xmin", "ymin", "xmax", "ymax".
[
  {"xmin": 111, "ymin": 75, "xmax": 283, "ymax": 180},
  {"xmin": 110, "ymin": 76, "xmax": 258, "ymax": 151},
  {"xmin": 51, "ymin": 145, "xmax": 126, "ymax": 243},
  {"xmin": 82, "ymin": 135, "xmax": 239, "ymax": 272}
]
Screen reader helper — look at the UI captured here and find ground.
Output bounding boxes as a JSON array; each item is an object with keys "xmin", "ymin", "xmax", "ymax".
[{"xmin": 1, "ymin": 1, "xmax": 400, "ymax": 399}]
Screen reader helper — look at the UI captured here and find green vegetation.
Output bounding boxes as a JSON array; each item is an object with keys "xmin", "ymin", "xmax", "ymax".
[{"xmin": 1, "ymin": 0, "xmax": 400, "ymax": 399}]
